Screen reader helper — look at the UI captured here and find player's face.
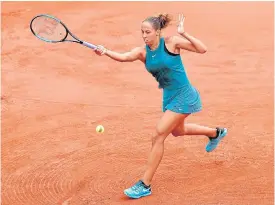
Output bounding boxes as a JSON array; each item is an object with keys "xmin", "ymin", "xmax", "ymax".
[{"xmin": 141, "ymin": 21, "xmax": 159, "ymax": 45}]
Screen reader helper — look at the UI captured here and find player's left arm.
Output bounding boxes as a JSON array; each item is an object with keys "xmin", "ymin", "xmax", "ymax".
[
  {"xmin": 173, "ymin": 34, "xmax": 207, "ymax": 54},
  {"xmin": 174, "ymin": 14, "xmax": 207, "ymax": 54}
]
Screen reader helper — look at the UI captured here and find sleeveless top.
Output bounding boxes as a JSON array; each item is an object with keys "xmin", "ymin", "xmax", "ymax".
[{"xmin": 145, "ymin": 37, "xmax": 191, "ymax": 90}]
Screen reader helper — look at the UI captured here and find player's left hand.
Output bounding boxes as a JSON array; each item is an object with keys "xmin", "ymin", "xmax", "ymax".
[{"xmin": 177, "ymin": 14, "xmax": 185, "ymax": 35}]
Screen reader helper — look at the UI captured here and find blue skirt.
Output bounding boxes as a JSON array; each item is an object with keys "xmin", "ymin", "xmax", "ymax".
[{"xmin": 162, "ymin": 84, "xmax": 202, "ymax": 114}]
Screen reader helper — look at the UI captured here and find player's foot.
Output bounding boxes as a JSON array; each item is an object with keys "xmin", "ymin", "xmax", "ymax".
[
  {"xmin": 206, "ymin": 127, "xmax": 227, "ymax": 152},
  {"xmin": 124, "ymin": 180, "xmax": 152, "ymax": 199}
]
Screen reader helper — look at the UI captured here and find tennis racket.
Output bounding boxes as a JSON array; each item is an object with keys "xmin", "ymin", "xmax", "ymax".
[{"xmin": 30, "ymin": 14, "xmax": 97, "ymax": 50}]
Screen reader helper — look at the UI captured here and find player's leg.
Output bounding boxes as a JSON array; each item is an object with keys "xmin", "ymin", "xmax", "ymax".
[
  {"xmin": 171, "ymin": 123, "xmax": 216, "ymax": 137},
  {"xmin": 141, "ymin": 111, "xmax": 189, "ymax": 185},
  {"xmin": 172, "ymin": 122, "xmax": 227, "ymax": 152},
  {"xmin": 124, "ymin": 110, "xmax": 189, "ymax": 199}
]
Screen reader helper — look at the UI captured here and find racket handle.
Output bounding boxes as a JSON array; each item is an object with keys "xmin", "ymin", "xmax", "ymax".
[{"xmin": 82, "ymin": 41, "xmax": 97, "ymax": 50}]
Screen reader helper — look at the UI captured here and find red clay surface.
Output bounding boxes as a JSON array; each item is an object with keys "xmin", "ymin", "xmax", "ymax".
[{"xmin": 2, "ymin": 2, "xmax": 274, "ymax": 205}]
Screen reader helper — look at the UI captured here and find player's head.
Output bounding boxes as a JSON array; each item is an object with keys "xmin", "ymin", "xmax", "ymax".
[{"xmin": 141, "ymin": 13, "xmax": 172, "ymax": 45}]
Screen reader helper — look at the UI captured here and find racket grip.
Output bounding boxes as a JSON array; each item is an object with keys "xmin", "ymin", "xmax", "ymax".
[{"xmin": 82, "ymin": 41, "xmax": 97, "ymax": 50}]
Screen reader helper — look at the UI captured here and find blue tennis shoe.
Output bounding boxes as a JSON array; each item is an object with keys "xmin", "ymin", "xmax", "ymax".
[
  {"xmin": 206, "ymin": 127, "xmax": 227, "ymax": 152},
  {"xmin": 124, "ymin": 180, "xmax": 152, "ymax": 199}
]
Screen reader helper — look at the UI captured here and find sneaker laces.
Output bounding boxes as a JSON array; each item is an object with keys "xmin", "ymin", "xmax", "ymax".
[
  {"xmin": 131, "ymin": 181, "xmax": 142, "ymax": 190},
  {"xmin": 131, "ymin": 181, "xmax": 146, "ymax": 192}
]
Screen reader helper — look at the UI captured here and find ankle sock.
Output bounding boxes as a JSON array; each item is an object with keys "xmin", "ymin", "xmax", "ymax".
[
  {"xmin": 211, "ymin": 127, "xmax": 220, "ymax": 139},
  {"xmin": 141, "ymin": 180, "xmax": 150, "ymax": 188}
]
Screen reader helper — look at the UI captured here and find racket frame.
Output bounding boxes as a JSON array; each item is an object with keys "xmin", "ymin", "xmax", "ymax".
[{"xmin": 30, "ymin": 14, "xmax": 97, "ymax": 50}]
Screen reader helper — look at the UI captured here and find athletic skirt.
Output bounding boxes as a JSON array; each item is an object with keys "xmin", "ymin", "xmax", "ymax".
[{"xmin": 162, "ymin": 84, "xmax": 202, "ymax": 114}]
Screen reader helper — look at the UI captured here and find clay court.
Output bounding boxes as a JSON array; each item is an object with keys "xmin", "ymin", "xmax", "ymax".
[{"xmin": 1, "ymin": 2, "xmax": 274, "ymax": 205}]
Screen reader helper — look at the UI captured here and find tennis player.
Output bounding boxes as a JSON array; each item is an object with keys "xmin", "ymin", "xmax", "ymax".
[{"xmin": 95, "ymin": 13, "xmax": 227, "ymax": 199}]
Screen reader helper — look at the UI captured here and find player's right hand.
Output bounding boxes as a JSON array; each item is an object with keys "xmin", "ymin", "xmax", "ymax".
[{"xmin": 95, "ymin": 45, "xmax": 107, "ymax": 56}]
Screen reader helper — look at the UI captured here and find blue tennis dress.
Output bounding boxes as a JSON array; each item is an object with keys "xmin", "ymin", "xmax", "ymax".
[{"xmin": 145, "ymin": 37, "xmax": 202, "ymax": 114}]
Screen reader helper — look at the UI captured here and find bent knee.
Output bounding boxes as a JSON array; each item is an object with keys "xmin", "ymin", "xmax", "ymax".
[
  {"xmin": 171, "ymin": 127, "xmax": 185, "ymax": 137},
  {"xmin": 152, "ymin": 129, "xmax": 168, "ymax": 144}
]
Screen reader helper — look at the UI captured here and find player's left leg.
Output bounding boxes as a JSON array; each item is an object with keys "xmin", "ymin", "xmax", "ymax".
[
  {"xmin": 124, "ymin": 110, "xmax": 189, "ymax": 199},
  {"xmin": 171, "ymin": 123, "xmax": 228, "ymax": 152}
]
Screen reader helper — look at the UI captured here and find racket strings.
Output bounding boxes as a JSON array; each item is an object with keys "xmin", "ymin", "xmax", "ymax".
[{"xmin": 31, "ymin": 16, "xmax": 67, "ymax": 42}]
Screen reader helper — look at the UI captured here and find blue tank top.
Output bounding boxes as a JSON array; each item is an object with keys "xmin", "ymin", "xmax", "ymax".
[{"xmin": 145, "ymin": 37, "xmax": 191, "ymax": 90}]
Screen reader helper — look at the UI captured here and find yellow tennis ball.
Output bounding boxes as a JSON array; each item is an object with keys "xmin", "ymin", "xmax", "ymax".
[{"xmin": 96, "ymin": 125, "xmax": 104, "ymax": 133}]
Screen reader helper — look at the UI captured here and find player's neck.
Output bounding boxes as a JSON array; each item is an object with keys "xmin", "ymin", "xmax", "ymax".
[{"xmin": 149, "ymin": 38, "xmax": 160, "ymax": 51}]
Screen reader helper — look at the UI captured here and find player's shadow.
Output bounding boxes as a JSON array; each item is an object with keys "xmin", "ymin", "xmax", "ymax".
[{"xmin": 119, "ymin": 195, "xmax": 151, "ymax": 201}]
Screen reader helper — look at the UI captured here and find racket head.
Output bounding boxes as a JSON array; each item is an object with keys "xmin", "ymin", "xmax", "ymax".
[{"xmin": 30, "ymin": 14, "xmax": 69, "ymax": 43}]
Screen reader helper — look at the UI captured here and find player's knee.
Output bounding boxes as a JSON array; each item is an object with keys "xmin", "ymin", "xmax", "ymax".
[
  {"xmin": 152, "ymin": 134, "xmax": 166, "ymax": 145},
  {"xmin": 152, "ymin": 127, "xmax": 167, "ymax": 144},
  {"xmin": 171, "ymin": 127, "xmax": 185, "ymax": 137}
]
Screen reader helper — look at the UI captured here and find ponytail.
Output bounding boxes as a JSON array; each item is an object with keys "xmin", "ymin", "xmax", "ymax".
[
  {"xmin": 157, "ymin": 13, "xmax": 172, "ymax": 29},
  {"xmin": 143, "ymin": 13, "xmax": 172, "ymax": 30}
]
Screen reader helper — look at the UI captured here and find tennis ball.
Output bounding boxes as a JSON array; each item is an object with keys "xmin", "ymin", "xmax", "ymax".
[{"xmin": 96, "ymin": 125, "xmax": 104, "ymax": 133}]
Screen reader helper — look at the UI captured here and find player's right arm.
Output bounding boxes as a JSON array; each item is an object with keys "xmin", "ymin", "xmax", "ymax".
[{"xmin": 95, "ymin": 45, "xmax": 144, "ymax": 62}]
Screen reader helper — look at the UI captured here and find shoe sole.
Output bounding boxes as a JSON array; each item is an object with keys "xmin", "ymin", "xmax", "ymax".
[{"xmin": 124, "ymin": 190, "xmax": 152, "ymax": 199}]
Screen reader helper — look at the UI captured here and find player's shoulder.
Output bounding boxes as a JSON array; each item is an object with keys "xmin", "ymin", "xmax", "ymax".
[
  {"xmin": 164, "ymin": 35, "xmax": 181, "ymax": 44},
  {"xmin": 164, "ymin": 35, "xmax": 173, "ymax": 42},
  {"xmin": 133, "ymin": 45, "xmax": 147, "ymax": 56},
  {"xmin": 130, "ymin": 45, "xmax": 146, "ymax": 60}
]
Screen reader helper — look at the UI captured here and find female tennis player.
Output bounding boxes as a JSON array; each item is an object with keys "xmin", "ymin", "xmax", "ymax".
[{"xmin": 94, "ymin": 13, "xmax": 227, "ymax": 199}]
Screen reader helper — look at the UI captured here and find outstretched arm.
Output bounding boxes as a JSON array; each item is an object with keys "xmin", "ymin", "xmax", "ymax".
[
  {"xmin": 95, "ymin": 46, "xmax": 143, "ymax": 62},
  {"xmin": 174, "ymin": 14, "xmax": 207, "ymax": 54}
]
